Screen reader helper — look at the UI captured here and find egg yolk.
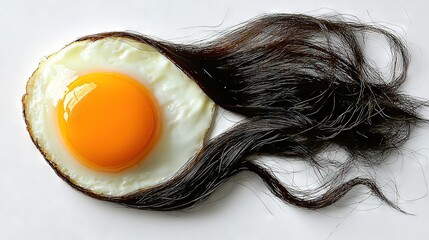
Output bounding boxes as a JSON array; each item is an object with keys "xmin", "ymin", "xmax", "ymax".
[{"xmin": 57, "ymin": 72, "xmax": 160, "ymax": 172}]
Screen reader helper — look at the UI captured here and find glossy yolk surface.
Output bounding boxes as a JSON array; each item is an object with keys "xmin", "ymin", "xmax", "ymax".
[{"xmin": 57, "ymin": 72, "xmax": 160, "ymax": 172}]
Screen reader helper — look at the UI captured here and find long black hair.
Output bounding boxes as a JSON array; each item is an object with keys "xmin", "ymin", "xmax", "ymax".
[{"xmin": 64, "ymin": 14, "xmax": 426, "ymax": 211}]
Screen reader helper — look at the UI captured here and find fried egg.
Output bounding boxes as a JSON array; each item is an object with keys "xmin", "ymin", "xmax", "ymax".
[{"xmin": 23, "ymin": 35, "xmax": 215, "ymax": 197}]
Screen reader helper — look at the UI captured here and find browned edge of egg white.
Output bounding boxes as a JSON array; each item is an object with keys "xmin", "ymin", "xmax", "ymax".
[{"xmin": 22, "ymin": 32, "xmax": 217, "ymax": 206}]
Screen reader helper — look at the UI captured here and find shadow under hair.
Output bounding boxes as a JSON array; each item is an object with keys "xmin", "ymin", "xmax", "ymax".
[{"xmin": 78, "ymin": 13, "xmax": 426, "ymax": 211}]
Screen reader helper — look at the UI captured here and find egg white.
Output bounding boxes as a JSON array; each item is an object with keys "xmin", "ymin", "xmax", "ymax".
[{"xmin": 24, "ymin": 37, "xmax": 215, "ymax": 196}]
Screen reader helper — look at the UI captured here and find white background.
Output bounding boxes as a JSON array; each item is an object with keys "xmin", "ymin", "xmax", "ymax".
[{"xmin": 1, "ymin": 0, "xmax": 429, "ymax": 239}]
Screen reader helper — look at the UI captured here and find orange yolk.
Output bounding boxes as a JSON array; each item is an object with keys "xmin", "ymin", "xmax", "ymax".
[{"xmin": 57, "ymin": 72, "xmax": 160, "ymax": 172}]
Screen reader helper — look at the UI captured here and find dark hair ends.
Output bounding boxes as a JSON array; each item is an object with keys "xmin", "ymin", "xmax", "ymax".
[{"xmin": 78, "ymin": 14, "xmax": 426, "ymax": 212}]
